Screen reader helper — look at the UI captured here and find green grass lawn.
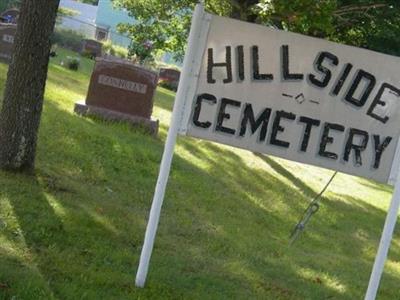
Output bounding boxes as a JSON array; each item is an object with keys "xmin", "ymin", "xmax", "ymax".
[{"xmin": 0, "ymin": 48, "xmax": 399, "ymax": 299}]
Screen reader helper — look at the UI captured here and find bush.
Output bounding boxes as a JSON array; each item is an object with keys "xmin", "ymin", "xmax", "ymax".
[
  {"xmin": 158, "ymin": 80, "xmax": 178, "ymax": 92},
  {"xmin": 113, "ymin": 45, "xmax": 128, "ymax": 59},
  {"xmin": 109, "ymin": 47, "xmax": 116, "ymax": 56},
  {"xmin": 64, "ymin": 56, "xmax": 80, "ymax": 71},
  {"xmin": 102, "ymin": 40, "xmax": 128, "ymax": 59},
  {"xmin": 80, "ymin": 50, "xmax": 94, "ymax": 59},
  {"xmin": 52, "ymin": 29, "xmax": 84, "ymax": 52},
  {"xmin": 101, "ymin": 40, "xmax": 113, "ymax": 53}
]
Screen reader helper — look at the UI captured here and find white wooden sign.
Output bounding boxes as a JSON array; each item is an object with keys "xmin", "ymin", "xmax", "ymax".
[
  {"xmin": 136, "ymin": 5, "xmax": 400, "ymax": 300},
  {"xmin": 178, "ymin": 15, "xmax": 400, "ymax": 184}
]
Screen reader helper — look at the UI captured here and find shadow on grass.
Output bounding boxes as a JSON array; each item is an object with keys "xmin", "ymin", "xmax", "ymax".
[
  {"xmin": 1, "ymin": 174, "xmax": 63, "ymax": 299},
  {"xmin": 1, "ymin": 89, "xmax": 400, "ymax": 299},
  {"xmin": 171, "ymin": 139, "xmax": 400, "ymax": 299},
  {"xmin": 0, "ymin": 250, "xmax": 54, "ymax": 299},
  {"xmin": 254, "ymin": 153, "xmax": 318, "ymax": 199},
  {"xmin": 1, "ymin": 167, "xmax": 141, "ymax": 298},
  {"xmin": 356, "ymin": 176, "xmax": 393, "ymax": 194}
]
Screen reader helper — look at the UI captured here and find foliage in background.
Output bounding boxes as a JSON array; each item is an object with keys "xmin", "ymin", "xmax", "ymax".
[
  {"xmin": 127, "ymin": 40, "xmax": 154, "ymax": 65},
  {"xmin": 114, "ymin": 0, "xmax": 232, "ymax": 62},
  {"xmin": 57, "ymin": 7, "xmax": 79, "ymax": 18},
  {"xmin": 52, "ymin": 29, "xmax": 85, "ymax": 52},
  {"xmin": 102, "ymin": 40, "xmax": 129, "ymax": 59},
  {"xmin": 56, "ymin": 7, "xmax": 79, "ymax": 26},
  {"xmin": 114, "ymin": 0, "xmax": 400, "ymax": 62},
  {"xmin": 0, "ymin": 0, "xmax": 21, "ymax": 12},
  {"xmin": 334, "ymin": 1, "xmax": 400, "ymax": 56},
  {"xmin": 64, "ymin": 56, "xmax": 80, "ymax": 71},
  {"xmin": 256, "ymin": 0, "xmax": 400, "ymax": 57}
]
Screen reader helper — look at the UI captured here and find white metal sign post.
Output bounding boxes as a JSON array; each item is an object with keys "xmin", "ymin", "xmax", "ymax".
[
  {"xmin": 136, "ymin": 4, "xmax": 400, "ymax": 298},
  {"xmin": 365, "ymin": 178, "xmax": 400, "ymax": 300},
  {"xmin": 135, "ymin": 4, "xmax": 210, "ymax": 288}
]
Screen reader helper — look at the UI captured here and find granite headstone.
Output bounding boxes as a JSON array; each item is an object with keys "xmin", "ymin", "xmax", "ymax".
[
  {"xmin": 159, "ymin": 68, "xmax": 180, "ymax": 89},
  {"xmin": 0, "ymin": 23, "xmax": 16, "ymax": 63},
  {"xmin": 81, "ymin": 39, "xmax": 102, "ymax": 59},
  {"xmin": 74, "ymin": 57, "xmax": 159, "ymax": 135},
  {"xmin": 159, "ymin": 68, "xmax": 180, "ymax": 82}
]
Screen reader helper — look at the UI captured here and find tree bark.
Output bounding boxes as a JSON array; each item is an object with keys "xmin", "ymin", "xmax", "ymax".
[{"xmin": 0, "ymin": 0, "xmax": 60, "ymax": 171}]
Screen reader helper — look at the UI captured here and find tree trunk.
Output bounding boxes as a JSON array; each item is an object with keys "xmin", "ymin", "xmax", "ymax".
[{"xmin": 0, "ymin": 0, "xmax": 60, "ymax": 172}]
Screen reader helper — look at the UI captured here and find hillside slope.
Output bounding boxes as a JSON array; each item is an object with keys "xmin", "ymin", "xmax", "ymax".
[{"xmin": 0, "ymin": 49, "xmax": 399, "ymax": 299}]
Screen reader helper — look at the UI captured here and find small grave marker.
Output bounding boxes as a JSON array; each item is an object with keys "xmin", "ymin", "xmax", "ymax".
[
  {"xmin": 81, "ymin": 39, "xmax": 103, "ymax": 59},
  {"xmin": 159, "ymin": 68, "xmax": 180, "ymax": 89}
]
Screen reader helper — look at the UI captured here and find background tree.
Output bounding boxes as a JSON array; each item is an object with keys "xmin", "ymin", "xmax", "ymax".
[
  {"xmin": 114, "ymin": 0, "xmax": 232, "ymax": 62},
  {"xmin": 0, "ymin": 0, "xmax": 60, "ymax": 171},
  {"xmin": 115, "ymin": 0, "xmax": 400, "ymax": 62},
  {"xmin": 257, "ymin": 0, "xmax": 400, "ymax": 56},
  {"xmin": 0, "ymin": 0, "xmax": 21, "ymax": 12}
]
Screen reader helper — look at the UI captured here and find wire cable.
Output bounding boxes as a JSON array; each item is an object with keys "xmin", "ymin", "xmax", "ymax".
[{"xmin": 289, "ymin": 171, "xmax": 338, "ymax": 246}]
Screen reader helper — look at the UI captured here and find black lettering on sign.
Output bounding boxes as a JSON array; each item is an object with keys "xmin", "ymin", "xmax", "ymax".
[
  {"xmin": 299, "ymin": 116, "xmax": 321, "ymax": 152},
  {"xmin": 343, "ymin": 128, "xmax": 369, "ymax": 166},
  {"xmin": 239, "ymin": 104, "xmax": 272, "ymax": 142},
  {"xmin": 237, "ymin": 45, "xmax": 245, "ymax": 81},
  {"xmin": 373, "ymin": 135, "xmax": 392, "ymax": 169},
  {"xmin": 270, "ymin": 110, "xmax": 296, "ymax": 148},
  {"xmin": 331, "ymin": 63, "xmax": 353, "ymax": 96},
  {"xmin": 318, "ymin": 122, "xmax": 345, "ymax": 160},
  {"xmin": 207, "ymin": 47, "xmax": 233, "ymax": 84},
  {"xmin": 215, "ymin": 98, "xmax": 241, "ymax": 135},
  {"xmin": 252, "ymin": 46, "xmax": 273, "ymax": 81},
  {"xmin": 192, "ymin": 93, "xmax": 217, "ymax": 128},
  {"xmin": 308, "ymin": 51, "xmax": 339, "ymax": 88},
  {"xmin": 282, "ymin": 45, "xmax": 304, "ymax": 81},
  {"xmin": 344, "ymin": 69, "xmax": 376, "ymax": 107},
  {"xmin": 367, "ymin": 83, "xmax": 400, "ymax": 124}
]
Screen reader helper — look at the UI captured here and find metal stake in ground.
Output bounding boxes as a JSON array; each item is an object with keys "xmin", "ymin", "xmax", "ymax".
[{"xmin": 289, "ymin": 171, "xmax": 337, "ymax": 245}]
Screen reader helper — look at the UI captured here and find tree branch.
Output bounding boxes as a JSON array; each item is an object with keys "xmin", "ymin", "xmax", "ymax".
[{"xmin": 334, "ymin": 3, "xmax": 388, "ymax": 16}]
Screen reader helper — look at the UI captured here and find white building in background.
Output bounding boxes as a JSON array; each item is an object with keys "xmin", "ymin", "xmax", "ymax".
[
  {"xmin": 58, "ymin": 0, "xmax": 132, "ymax": 48},
  {"xmin": 57, "ymin": 0, "xmax": 178, "ymax": 66},
  {"xmin": 94, "ymin": 0, "xmax": 133, "ymax": 48},
  {"xmin": 58, "ymin": 0, "xmax": 98, "ymax": 39}
]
